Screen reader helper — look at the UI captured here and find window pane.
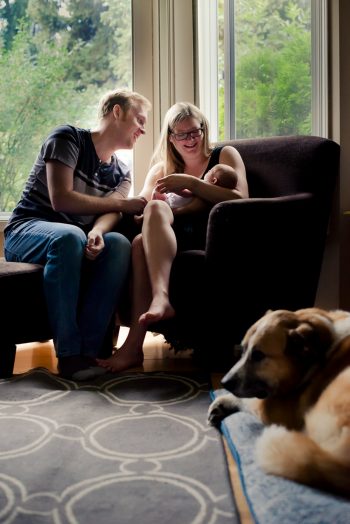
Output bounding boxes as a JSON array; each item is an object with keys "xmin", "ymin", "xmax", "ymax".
[
  {"xmin": 218, "ymin": 0, "xmax": 312, "ymax": 139},
  {"xmin": 0, "ymin": 0, "xmax": 132, "ymax": 212}
]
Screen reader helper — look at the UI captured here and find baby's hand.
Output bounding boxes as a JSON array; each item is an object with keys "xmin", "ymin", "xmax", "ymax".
[{"xmin": 151, "ymin": 188, "xmax": 167, "ymax": 201}]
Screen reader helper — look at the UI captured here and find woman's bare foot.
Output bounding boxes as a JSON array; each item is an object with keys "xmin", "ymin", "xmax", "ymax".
[
  {"xmin": 138, "ymin": 297, "xmax": 175, "ymax": 327},
  {"xmin": 97, "ymin": 346, "xmax": 144, "ymax": 373}
]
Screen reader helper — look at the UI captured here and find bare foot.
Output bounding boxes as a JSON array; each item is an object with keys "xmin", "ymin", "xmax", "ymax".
[
  {"xmin": 97, "ymin": 347, "xmax": 144, "ymax": 373},
  {"xmin": 139, "ymin": 298, "xmax": 175, "ymax": 327}
]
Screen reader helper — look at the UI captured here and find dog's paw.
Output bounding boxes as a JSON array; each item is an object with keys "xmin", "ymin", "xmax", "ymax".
[{"xmin": 207, "ymin": 393, "xmax": 240, "ymax": 426}]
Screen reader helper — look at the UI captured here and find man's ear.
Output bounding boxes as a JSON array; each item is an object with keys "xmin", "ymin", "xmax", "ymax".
[{"xmin": 112, "ymin": 104, "xmax": 122, "ymax": 119}]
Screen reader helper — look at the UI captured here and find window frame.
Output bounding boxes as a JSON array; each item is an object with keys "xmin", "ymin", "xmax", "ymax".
[{"xmin": 132, "ymin": 0, "xmax": 196, "ymax": 193}]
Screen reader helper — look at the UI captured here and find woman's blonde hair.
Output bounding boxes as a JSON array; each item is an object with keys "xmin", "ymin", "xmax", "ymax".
[{"xmin": 150, "ymin": 102, "xmax": 212, "ymax": 174}]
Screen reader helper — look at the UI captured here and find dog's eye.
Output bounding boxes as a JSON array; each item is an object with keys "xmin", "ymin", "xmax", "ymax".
[{"xmin": 251, "ymin": 349, "xmax": 265, "ymax": 362}]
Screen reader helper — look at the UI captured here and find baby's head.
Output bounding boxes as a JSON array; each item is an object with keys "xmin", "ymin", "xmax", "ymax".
[{"xmin": 204, "ymin": 164, "xmax": 238, "ymax": 189}]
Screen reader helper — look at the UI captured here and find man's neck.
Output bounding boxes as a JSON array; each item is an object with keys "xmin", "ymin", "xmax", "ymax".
[{"xmin": 90, "ymin": 129, "xmax": 116, "ymax": 163}]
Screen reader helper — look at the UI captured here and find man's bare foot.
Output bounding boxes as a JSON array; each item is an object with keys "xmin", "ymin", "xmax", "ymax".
[
  {"xmin": 138, "ymin": 298, "xmax": 175, "ymax": 327},
  {"xmin": 96, "ymin": 348, "xmax": 144, "ymax": 373}
]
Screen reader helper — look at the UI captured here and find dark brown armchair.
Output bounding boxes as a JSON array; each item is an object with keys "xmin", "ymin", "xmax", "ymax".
[
  {"xmin": 0, "ymin": 135, "xmax": 340, "ymax": 377},
  {"xmin": 148, "ymin": 135, "xmax": 340, "ymax": 368}
]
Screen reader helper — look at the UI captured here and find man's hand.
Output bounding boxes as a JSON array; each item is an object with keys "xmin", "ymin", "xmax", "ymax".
[{"xmin": 110, "ymin": 193, "xmax": 147, "ymax": 215}]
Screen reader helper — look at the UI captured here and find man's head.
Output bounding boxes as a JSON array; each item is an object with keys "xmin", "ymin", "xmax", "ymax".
[
  {"xmin": 98, "ymin": 89, "xmax": 151, "ymax": 149},
  {"xmin": 98, "ymin": 89, "xmax": 151, "ymax": 120}
]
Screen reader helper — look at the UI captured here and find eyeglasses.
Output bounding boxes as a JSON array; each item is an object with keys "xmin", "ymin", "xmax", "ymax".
[{"xmin": 170, "ymin": 127, "xmax": 203, "ymax": 141}]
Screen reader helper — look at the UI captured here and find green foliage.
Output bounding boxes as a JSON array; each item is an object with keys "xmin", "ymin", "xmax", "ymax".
[
  {"xmin": 0, "ymin": 0, "xmax": 132, "ymax": 211},
  {"xmin": 218, "ymin": 0, "xmax": 312, "ymax": 138},
  {"xmin": 26, "ymin": 0, "xmax": 132, "ymax": 90},
  {"xmin": 0, "ymin": 0, "xmax": 29, "ymax": 50},
  {"xmin": 102, "ymin": 0, "xmax": 132, "ymax": 88},
  {"xmin": 0, "ymin": 25, "xmax": 103, "ymax": 211}
]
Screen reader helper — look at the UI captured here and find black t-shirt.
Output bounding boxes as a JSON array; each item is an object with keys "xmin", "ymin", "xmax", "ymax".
[{"xmin": 5, "ymin": 124, "xmax": 131, "ymax": 235}]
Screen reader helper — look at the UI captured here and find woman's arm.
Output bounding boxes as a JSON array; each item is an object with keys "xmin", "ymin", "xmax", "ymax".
[
  {"xmin": 155, "ymin": 145, "xmax": 248, "ymax": 204},
  {"xmin": 85, "ymin": 213, "xmax": 123, "ymax": 260},
  {"xmin": 172, "ymin": 196, "xmax": 209, "ymax": 215},
  {"xmin": 138, "ymin": 162, "xmax": 165, "ymax": 201}
]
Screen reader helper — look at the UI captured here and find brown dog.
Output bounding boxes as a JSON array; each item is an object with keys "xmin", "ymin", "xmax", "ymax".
[{"xmin": 208, "ymin": 307, "xmax": 350, "ymax": 498}]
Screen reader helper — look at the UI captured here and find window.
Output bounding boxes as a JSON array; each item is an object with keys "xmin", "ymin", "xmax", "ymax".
[
  {"xmin": 197, "ymin": 0, "xmax": 327, "ymax": 141},
  {"xmin": 0, "ymin": 0, "xmax": 133, "ymax": 213}
]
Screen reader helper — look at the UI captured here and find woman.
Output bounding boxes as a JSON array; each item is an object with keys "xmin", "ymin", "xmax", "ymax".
[{"xmin": 98, "ymin": 102, "xmax": 248, "ymax": 373}]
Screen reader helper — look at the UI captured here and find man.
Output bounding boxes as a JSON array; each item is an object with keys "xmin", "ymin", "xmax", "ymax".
[{"xmin": 4, "ymin": 89, "xmax": 151, "ymax": 380}]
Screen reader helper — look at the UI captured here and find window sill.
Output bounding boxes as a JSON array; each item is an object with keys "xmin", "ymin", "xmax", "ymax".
[{"xmin": 0, "ymin": 214, "xmax": 9, "ymax": 233}]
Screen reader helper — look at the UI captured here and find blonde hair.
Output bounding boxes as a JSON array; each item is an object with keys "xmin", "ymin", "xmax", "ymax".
[
  {"xmin": 98, "ymin": 89, "xmax": 151, "ymax": 119},
  {"xmin": 150, "ymin": 102, "xmax": 212, "ymax": 174}
]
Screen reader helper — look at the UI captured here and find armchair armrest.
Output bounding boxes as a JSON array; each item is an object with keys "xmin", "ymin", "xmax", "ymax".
[
  {"xmin": 206, "ymin": 192, "xmax": 316, "ymax": 254},
  {"xmin": 205, "ymin": 193, "xmax": 323, "ymax": 330}
]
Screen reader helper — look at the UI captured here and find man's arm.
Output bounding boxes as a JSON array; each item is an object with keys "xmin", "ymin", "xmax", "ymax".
[{"xmin": 46, "ymin": 160, "xmax": 146, "ymax": 215}]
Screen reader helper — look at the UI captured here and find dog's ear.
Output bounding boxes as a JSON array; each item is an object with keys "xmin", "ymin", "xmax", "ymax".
[
  {"xmin": 286, "ymin": 322, "xmax": 331, "ymax": 361},
  {"xmin": 265, "ymin": 309, "xmax": 273, "ymax": 316},
  {"xmin": 286, "ymin": 324, "xmax": 312, "ymax": 356}
]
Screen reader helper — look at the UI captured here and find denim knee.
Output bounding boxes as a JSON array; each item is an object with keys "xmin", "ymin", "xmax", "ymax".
[{"xmin": 48, "ymin": 226, "xmax": 87, "ymax": 259}]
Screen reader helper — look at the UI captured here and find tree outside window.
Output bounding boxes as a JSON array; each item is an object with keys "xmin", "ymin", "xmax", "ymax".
[
  {"xmin": 218, "ymin": 0, "xmax": 312, "ymax": 140},
  {"xmin": 0, "ymin": 0, "xmax": 132, "ymax": 212}
]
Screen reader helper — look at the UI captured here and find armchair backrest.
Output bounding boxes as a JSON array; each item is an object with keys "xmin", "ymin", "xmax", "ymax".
[{"xmin": 220, "ymin": 135, "xmax": 339, "ymax": 201}]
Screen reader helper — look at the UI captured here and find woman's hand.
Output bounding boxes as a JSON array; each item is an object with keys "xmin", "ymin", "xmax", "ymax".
[
  {"xmin": 155, "ymin": 174, "xmax": 196, "ymax": 194},
  {"xmin": 85, "ymin": 229, "xmax": 105, "ymax": 260}
]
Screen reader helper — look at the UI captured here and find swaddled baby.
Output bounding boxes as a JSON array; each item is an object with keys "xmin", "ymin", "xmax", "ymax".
[{"xmin": 151, "ymin": 164, "xmax": 238, "ymax": 214}]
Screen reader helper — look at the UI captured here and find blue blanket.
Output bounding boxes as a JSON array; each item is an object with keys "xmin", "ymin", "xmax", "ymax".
[{"xmin": 211, "ymin": 389, "xmax": 350, "ymax": 524}]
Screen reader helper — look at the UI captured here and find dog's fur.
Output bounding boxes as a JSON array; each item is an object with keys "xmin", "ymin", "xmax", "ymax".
[{"xmin": 208, "ymin": 307, "xmax": 350, "ymax": 498}]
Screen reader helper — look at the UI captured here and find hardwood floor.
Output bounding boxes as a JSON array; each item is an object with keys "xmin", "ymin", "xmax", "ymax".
[{"xmin": 13, "ymin": 327, "xmax": 201, "ymax": 375}]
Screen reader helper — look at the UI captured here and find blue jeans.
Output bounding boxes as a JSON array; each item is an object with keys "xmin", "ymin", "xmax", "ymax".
[{"xmin": 4, "ymin": 220, "xmax": 131, "ymax": 358}]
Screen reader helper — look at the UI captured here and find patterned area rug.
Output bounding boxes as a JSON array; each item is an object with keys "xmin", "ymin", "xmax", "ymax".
[{"xmin": 0, "ymin": 369, "xmax": 238, "ymax": 524}]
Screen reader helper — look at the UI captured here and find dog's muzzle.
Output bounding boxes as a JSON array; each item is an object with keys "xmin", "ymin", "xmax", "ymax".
[{"xmin": 221, "ymin": 372, "xmax": 270, "ymax": 399}]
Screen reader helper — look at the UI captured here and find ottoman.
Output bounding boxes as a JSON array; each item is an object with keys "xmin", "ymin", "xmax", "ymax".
[{"xmin": 0, "ymin": 258, "xmax": 51, "ymax": 377}]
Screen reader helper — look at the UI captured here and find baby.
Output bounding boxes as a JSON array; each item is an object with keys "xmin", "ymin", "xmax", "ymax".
[{"xmin": 152, "ymin": 164, "xmax": 238, "ymax": 214}]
